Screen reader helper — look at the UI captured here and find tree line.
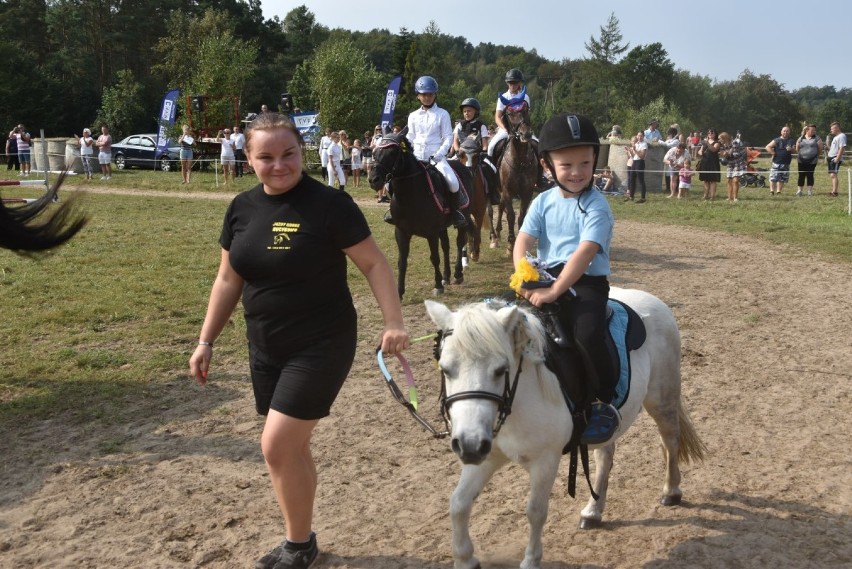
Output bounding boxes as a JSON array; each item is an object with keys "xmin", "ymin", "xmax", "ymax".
[{"xmin": 1, "ymin": 2, "xmax": 849, "ymax": 145}]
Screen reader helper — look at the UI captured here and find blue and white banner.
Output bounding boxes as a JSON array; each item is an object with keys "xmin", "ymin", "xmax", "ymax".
[
  {"xmin": 156, "ymin": 89, "xmax": 180, "ymax": 151},
  {"xmin": 291, "ymin": 111, "xmax": 320, "ymax": 143},
  {"xmin": 379, "ymin": 75, "xmax": 402, "ymax": 130}
]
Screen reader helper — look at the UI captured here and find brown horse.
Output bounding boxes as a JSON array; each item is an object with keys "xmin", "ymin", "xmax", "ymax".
[
  {"xmin": 1, "ymin": 172, "xmax": 87, "ymax": 253},
  {"xmin": 492, "ymin": 101, "xmax": 537, "ymax": 254},
  {"xmin": 455, "ymin": 137, "xmax": 494, "ymax": 262}
]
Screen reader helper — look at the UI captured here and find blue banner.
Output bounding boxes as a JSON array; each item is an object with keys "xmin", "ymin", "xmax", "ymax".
[
  {"xmin": 379, "ymin": 75, "xmax": 402, "ymax": 130},
  {"xmin": 156, "ymin": 88, "xmax": 180, "ymax": 151}
]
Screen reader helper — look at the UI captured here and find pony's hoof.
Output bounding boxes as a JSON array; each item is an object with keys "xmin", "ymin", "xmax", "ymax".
[
  {"xmin": 489, "ymin": 241, "xmax": 498, "ymax": 249},
  {"xmin": 660, "ymin": 494, "xmax": 682, "ymax": 506},
  {"xmin": 579, "ymin": 516, "xmax": 603, "ymax": 530},
  {"xmin": 453, "ymin": 277, "xmax": 463, "ymax": 285},
  {"xmin": 433, "ymin": 288, "xmax": 445, "ymax": 296}
]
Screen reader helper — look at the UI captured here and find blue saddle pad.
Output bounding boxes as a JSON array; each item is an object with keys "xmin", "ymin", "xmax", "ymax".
[{"xmin": 608, "ymin": 300, "xmax": 631, "ymax": 409}]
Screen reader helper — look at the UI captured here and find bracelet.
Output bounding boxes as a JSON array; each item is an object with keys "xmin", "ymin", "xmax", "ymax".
[{"xmin": 198, "ymin": 341, "xmax": 213, "ymax": 347}]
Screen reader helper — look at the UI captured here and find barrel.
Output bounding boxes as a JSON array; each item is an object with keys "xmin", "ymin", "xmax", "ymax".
[
  {"xmin": 65, "ymin": 139, "xmax": 82, "ymax": 173},
  {"xmin": 47, "ymin": 138, "xmax": 66, "ymax": 172},
  {"xmin": 645, "ymin": 143, "xmax": 666, "ymax": 192},
  {"xmin": 606, "ymin": 141, "xmax": 631, "ymax": 191},
  {"xmin": 31, "ymin": 138, "xmax": 44, "ymax": 172},
  {"xmin": 597, "ymin": 142, "xmax": 610, "ymax": 171}
]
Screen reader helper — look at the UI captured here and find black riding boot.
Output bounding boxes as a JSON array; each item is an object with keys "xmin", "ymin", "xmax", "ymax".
[{"xmin": 447, "ymin": 191, "xmax": 467, "ymax": 228}]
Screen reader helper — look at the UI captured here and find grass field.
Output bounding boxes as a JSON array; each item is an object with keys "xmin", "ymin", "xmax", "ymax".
[{"xmin": 1, "ymin": 164, "xmax": 850, "ymax": 426}]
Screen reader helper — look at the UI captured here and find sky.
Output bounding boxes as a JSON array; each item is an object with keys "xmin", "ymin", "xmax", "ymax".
[{"xmin": 259, "ymin": 0, "xmax": 849, "ymax": 92}]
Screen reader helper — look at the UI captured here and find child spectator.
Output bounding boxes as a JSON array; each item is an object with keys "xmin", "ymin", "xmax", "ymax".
[
  {"xmin": 350, "ymin": 139, "xmax": 362, "ymax": 188},
  {"xmin": 678, "ymin": 159, "xmax": 694, "ymax": 199}
]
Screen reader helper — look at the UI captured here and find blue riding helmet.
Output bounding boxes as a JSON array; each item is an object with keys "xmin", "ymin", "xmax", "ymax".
[{"xmin": 415, "ymin": 76, "xmax": 439, "ymax": 94}]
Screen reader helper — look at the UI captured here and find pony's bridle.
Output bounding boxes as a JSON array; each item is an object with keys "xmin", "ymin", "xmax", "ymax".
[
  {"xmin": 377, "ymin": 329, "xmax": 524, "ymax": 439},
  {"xmin": 372, "ymin": 137, "xmax": 415, "ymax": 185},
  {"xmin": 436, "ymin": 329, "xmax": 523, "ymax": 437}
]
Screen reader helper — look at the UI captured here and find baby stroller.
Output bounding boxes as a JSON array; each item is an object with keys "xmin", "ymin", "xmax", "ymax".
[{"xmin": 739, "ymin": 148, "xmax": 767, "ymax": 187}]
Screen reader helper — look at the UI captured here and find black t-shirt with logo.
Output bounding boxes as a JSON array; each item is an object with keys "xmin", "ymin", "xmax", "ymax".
[{"xmin": 220, "ymin": 176, "xmax": 371, "ymax": 353}]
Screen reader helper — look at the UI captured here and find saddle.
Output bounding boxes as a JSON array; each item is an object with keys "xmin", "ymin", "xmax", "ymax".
[
  {"xmin": 542, "ymin": 298, "xmax": 646, "ymax": 415},
  {"xmin": 416, "ymin": 160, "xmax": 471, "ymax": 214},
  {"xmin": 459, "ymin": 138, "xmax": 500, "ymax": 205}
]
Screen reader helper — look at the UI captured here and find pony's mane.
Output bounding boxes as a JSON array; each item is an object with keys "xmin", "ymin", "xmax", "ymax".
[
  {"xmin": 452, "ymin": 300, "xmax": 563, "ymax": 404},
  {"xmin": 453, "ymin": 300, "xmax": 549, "ymax": 364},
  {"xmin": 451, "ymin": 302, "xmax": 514, "ymax": 360}
]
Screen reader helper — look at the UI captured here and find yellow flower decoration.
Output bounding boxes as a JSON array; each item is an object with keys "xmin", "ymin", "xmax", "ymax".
[{"xmin": 509, "ymin": 256, "xmax": 541, "ymax": 295}]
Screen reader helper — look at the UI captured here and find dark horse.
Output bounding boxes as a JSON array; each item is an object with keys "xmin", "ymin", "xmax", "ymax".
[
  {"xmin": 1, "ymin": 173, "xmax": 87, "ymax": 253},
  {"xmin": 455, "ymin": 137, "xmax": 494, "ymax": 262},
  {"xmin": 492, "ymin": 99, "xmax": 538, "ymax": 254},
  {"xmin": 368, "ymin": 126, "xmax": 473, "ymax": 299}
]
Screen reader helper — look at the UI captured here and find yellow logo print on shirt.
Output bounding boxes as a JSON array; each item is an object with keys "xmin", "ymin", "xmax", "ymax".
[{"xmin": 269, "ymin": 221, "xmax": 299, "ymax": 250}]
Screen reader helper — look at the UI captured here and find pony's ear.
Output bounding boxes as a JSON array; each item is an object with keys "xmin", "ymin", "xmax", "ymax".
[
  {"xmin": 494, "ymin": 305, "xmax": 523, "ymax": 333},
  {"xmin": 424, "ymin": 300, "xmax": 453, "ymax": 330},
  {"xmin": 382, "ymin": 125, "xmax": 391, "ymax": 136},
  {"xmin": 400, "ymin": 125, "xmax": 409, "ymax": 138}
]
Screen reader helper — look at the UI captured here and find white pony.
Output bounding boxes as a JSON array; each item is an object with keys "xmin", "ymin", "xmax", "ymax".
[{"xmin": 424, "ymin": 287, "xmax": 706, "ymax": 569}]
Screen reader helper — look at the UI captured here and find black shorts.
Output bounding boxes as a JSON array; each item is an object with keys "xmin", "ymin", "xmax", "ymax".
[{"xmin": 249, "ymin": 307, "xmax": 357, "ymax": 419}]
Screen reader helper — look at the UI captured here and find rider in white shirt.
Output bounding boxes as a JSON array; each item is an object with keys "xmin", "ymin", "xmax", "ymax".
[
  {"xmin": 487, "ymin": 68, "xmax": 531, "ymax": 159},
  {"xmin": 391, "ymin": 75, "xmax": 465, "ymax": 227}
]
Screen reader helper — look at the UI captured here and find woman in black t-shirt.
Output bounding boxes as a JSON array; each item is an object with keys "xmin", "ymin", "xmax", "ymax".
[{"xmin": 189, "ymin": 113, "xmax": 409, "ymax": 569}]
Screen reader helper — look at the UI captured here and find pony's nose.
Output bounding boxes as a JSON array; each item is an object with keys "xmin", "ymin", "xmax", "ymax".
[{"xmin": 451, "ymin": 435, "xmax": 492, "ymax": 465}]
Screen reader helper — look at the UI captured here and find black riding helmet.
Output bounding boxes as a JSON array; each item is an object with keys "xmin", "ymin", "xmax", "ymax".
[
  {"xmin": 459, "ymin": 97, "xmax": 481, "ymax": 114},
  {"xmin": 539, "ymin": 113, "xmax": 601, "ymax": 194},
  {"xmin": 505, "ymin": 68, "xmax": 525, "ymax": 83}
]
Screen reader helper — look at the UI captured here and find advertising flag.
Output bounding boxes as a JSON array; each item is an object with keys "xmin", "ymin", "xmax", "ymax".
[
  {"xmin": 156, "ymin": 89, "xmax": 180, "ymax": 151},
  {"xmin": 379, "ymin": 75, "xmax": 402, "ymax": 131}
]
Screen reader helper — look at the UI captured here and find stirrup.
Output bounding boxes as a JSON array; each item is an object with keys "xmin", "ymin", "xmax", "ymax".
[
  {"xmin": 451, "ymin": 210, "xmax": 467, "ymax": 228},
  {"xmin": 580, "ymin": 401, "xmax": 621, "ymax": 446},
  {"xmin": 383, "ymin": 209, "xmax": 395, "ymax": 225}
]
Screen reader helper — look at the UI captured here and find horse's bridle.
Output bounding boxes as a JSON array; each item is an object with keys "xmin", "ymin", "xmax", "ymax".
[
  {"xmin": 372, "ymin": 137, "xmax": 420, "ymax": 185},
  {"xmin": 504, "ymin": 104, "xmax": 531, "ymax": 141},
  {"xmin": 435, "ymin": 329, "xmax": 523, "ymax": 437}
]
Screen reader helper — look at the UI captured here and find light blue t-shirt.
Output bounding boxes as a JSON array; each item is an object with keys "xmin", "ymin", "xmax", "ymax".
[{"xmin": 519, "ymin": 186, "xmax": 613, "ymax": 276}]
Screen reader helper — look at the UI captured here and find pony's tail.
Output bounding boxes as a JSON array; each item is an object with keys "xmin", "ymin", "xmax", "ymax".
[
  {"xmin": 0, "ymin": 171, "xmax": 89, "ymax": 253},
  {"xmin": 677, "ymin": 400, "xmax": 708, "ymax": 464}
]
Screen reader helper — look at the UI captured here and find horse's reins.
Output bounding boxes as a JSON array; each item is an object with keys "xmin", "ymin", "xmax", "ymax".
[{"xmin": 376, "ymin": 329, "xmax": 523, "ymax": 438}]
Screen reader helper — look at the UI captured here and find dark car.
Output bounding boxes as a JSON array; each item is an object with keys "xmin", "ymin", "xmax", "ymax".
[{"xmin": 111, "ymin": 134, "xmax": 180, "ymax": 172}]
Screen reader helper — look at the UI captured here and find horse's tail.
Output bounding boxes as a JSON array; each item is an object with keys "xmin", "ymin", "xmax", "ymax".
[
  {"xmin": 676, "ymin": 399, "xmax": 707, "ymax": 464},
  {"xmin": 0, "ymin": 171, "xmax": 89, "ymax": 253}
]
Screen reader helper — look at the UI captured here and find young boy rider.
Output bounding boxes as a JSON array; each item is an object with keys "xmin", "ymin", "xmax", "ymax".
[{"xmin": 512, "ymin": 112, "xmax": 619, "ymax": 445}]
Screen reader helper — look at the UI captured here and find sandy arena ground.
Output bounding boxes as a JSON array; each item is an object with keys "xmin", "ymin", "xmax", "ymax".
[{"xmin": 1, "ymin": 205, "xmax": 850, "ymax": 568}]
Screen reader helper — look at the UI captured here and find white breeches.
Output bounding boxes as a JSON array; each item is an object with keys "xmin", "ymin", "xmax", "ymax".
[
  {"xmin": 487, "ymin": 128, "xmax": 508, "ymax": 156},
  {"xmin": 433, "ymin": 155, "xmax": 459, "ymax": 193},
  {"xmin": 327, "ymin": 163, "xmax": 345, "ymax": 186}
]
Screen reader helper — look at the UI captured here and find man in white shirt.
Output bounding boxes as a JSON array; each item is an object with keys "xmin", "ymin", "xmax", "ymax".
[
  {"xmin": 230, "ymin": 125, "xmax": 246, "ymax": 177},
  {"xmin": 827, "ymin": 121, "xmax": 847, "ymax": 196}
]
